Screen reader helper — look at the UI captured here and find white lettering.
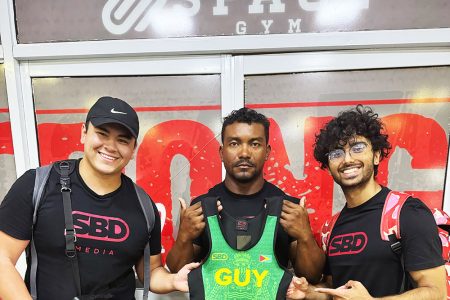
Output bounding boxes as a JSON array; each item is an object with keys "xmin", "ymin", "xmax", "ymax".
[
  {"xmin": 236, "ymin": 21, "xmax": 247, "ymax": 34},
  {"xmin": 173, "ymin": 0, "xmax": 200, "ymax": 16},
  {"xmin": 298, "ymin": 0, "xmax": 323, "ymax": 11},
  {"xmin": 288, "ymin": 18, "xmax": 302, "ymax": 33},
  {"xmin": 213, "ymin": 0, "xmax": 229, "ymax": 15},
  {"xmin": 299, "ymin": 0, "xmax": 369, "ymax": 12},
  {"xmin": 261, "ymin": 20, "xmax": 274, "ymax": 34},
  {"xmin": 249, "ymin": 0, "xmax": 286, "ymax": 14}
]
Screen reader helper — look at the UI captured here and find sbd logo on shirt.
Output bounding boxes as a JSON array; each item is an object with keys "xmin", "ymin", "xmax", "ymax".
[
  {"xmin": 328, "ymin": 232, "xmax": 367, "ymax": 256},
  {"xmin": 72, "ymin": 211, "xmax": 130, "ymax": 242}
]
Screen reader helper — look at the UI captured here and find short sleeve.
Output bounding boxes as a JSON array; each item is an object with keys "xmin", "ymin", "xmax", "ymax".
[
  {"xmin": 149, "ymin": 200, "xmax": 162, "ymax": 255},
  {"xmin": 0, "ymin": 169, "xmax": 36, "ymax": 240},
  {"xmin": 400, "ymin": 198, "xmax": 445, "ymax": 271}
]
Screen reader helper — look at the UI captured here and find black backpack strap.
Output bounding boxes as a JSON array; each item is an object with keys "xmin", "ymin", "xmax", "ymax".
[
  {"xmin": 134, "ymin": 184, "xmax": 155, "ymax": 300},
  {"xmin": 29, "ymin": 164, "xmax": 53, "ymax": 300},
  {"xmin": 56, "ymin": 161, "xmax": 81, "ymax": 298}
]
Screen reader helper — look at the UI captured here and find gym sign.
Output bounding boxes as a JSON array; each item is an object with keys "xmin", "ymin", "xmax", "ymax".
[
  {"xmin": 101, "ymin": 0, "xmax": 369, "ymax": 35},
  {"xmin": 14, "ymin": 0, "xmax": 450, "ymax": 43}
]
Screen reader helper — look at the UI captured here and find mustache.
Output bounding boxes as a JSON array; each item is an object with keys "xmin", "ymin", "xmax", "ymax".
[{"xmin": 233, "ymin": 159, "xmax": 255, "ymax": 167}]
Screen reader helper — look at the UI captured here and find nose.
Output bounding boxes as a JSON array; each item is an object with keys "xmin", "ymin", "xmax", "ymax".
[
  {"xmin": 103, "ymin": 137, "xmax": 118, "ymax": 152},
  {"xmin": 343, "ymin": 148, "xmax": 354, "ymax": 162},
  {"xmin": 238, "ymin": 144, "xmax": 250, "ymax": 158}
]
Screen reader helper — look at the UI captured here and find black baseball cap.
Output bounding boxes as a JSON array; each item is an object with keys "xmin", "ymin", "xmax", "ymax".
[{"xmin": 86, "ymin": 96, "xmax": 139, "ymax": 139}]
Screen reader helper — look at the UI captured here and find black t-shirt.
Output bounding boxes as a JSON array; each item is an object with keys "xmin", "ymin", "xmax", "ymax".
[
  {"xmin": 325, "ymin": 187, "xmax": 444, "ymax": 297},
  {"xmin": 0, "ymin": 160, "xmax": 161, "ymax": 300},
  {"xmin": 191, "ymin": 181, "xmax": 299, "ymax": 268}
]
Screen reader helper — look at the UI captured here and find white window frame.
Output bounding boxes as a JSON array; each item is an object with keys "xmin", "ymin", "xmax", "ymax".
[{"xmin": 21, "ymin": 55, "xmax": 238, "ymax": 170}]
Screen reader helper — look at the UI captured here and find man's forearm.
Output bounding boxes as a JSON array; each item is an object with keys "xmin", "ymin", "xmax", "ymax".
[
  {"xmin": 166, "ymin": 238, "xmax": 195, "ymax": 272},
  {"xmin": 379, "ymin": 286, "xmax": 445, "ymax": 300},
  {"xmin": 293, "ymin": 235, "xmax": 325, "ymax": 283},
  {"xmin": 149, "ymin": 266, "xmax": 177, "ymax": 293},
  {"xmin": 0, "ymin": 259, "xmax": 32, "ymax": 300}
]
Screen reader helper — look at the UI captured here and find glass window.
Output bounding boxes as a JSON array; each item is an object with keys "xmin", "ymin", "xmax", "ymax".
[
  {"xmin": 32, "ymin": 75, "xmax": 222, "ymax": 258},
  {"xmin": 245, "ymin": 66, "xmax": 450, "ymax": 234},
  {"xmin": 0, "ymin": 64, "xmax": 16, "ymax": 203}
]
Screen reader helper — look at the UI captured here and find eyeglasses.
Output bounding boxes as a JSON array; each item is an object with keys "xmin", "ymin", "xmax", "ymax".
[{"xmin": 327, "ymin": 142, "xmax": 369, "ymax": 162}]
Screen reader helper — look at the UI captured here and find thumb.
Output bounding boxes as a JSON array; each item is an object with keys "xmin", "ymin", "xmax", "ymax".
[
  {"xmin": 178, "ymin": 197, "xmax": 187, "ymax": 213},
  {"xmin": 184, "ymin": 262, "xmax": 201, "ymax": 271},
  {"xmin": 294, "ymin": 277, "xmax": 308, "ymax": 290},
  {"xmin": 300, "ymin": 196, "xmax": 306, "ymax": 208}
]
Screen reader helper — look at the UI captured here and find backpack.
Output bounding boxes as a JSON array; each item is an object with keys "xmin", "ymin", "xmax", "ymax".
[
  {"xmin": 27, "ymin": 160, "xmax": 155, "ymax": 300},
  {"xmin": 320, "ymin": 191, "xmax": 450, "ymax": 298}
]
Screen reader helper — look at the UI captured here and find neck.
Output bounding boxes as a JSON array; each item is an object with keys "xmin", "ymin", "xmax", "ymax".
[
  {"xmin": 223, "ymin": 176, "xmax": 265, "ymax": 195},
  {"xmin": 79, "ymin": 158, "xmax": 122, "ymax": 195},
  {"xmin": 343, "ymin": 178, "xmax": 382, "ymax": 208}
]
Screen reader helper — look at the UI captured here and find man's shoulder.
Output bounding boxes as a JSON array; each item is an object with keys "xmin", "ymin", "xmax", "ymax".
[
  {"xmin": 263, "ymin": 181, "xmax": 300, "ymax": 204},
  {"xmin": 191, "ymin": 183, "xmax": 223, "ymax": 205}
]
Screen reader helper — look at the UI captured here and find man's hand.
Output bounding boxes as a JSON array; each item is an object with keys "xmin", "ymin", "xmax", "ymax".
[
  {"xmin": 287, "ymin": 277, "xmax": 310, "ymax": 299},
  {"xmin": 172, "ymin": 262, "xmax": 200, "ymax": 292},
  {"xmin": 177, "ymin": 199, "xmax": 205, "ymax": 243},
  {"xmin": 177, "ymin": 198, "xmax": 222, "ymax": 243},
  {"xmin": 315, "ymin": 280, "xmax": 374, "ymax": 300},
  {"xmin": 280, "ymin": 197, "xmax": 312, "ymax": 241}
]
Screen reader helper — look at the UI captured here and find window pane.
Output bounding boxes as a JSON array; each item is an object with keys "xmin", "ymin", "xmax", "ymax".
[
  {"xmin": 32, "ymin": 75, "xmax": 221, "ymax": 259},
  {"xmin": 245, "ymin": 66, "xmax": 450, "ymax": 235},
  {"xmin": 0, "ymin": 64, "xmax": 16, "ymax": 203}
]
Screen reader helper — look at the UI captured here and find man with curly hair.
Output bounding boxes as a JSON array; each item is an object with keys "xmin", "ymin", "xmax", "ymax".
[{"xmin": 287, "ymin": 104, "xmax": 445, "ymax": 299}]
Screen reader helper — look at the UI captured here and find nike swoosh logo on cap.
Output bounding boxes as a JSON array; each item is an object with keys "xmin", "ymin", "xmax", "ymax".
[{"xmin": 111, "ymin": 108, "xmax": 127, "ymax": 115}]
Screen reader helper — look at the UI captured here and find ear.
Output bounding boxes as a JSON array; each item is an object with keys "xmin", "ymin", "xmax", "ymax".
[
  {"xmin": 373, "ymin": 150, "xmax": 381, "ymax": 166},
  {"xmin": 80, "ymin": 123, "xmax": 87, "ymax": 144},
  {"xmin": 219, "ymin": 145, "xmax": 224, "ymax": 161},
  {"xmin": 265, "ymin": 144, "xmax": 271, "ymax": 161}
]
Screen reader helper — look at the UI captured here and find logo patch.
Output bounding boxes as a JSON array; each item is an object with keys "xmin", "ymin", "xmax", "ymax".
[
  {"xmin": 73, "ymin": 211, "xmax": 130, "ymax": 242},
  {"xmin": 329, "ymin": 232, "xmax": 368, "ymax": 256},
  {"xmin": 110, "ymin": 108, "xmax": 127, "ymax": 114},
  {"xmin": 211, "ymin": 253, "xmax": 228, "ymax": 261},
  {"xmin": 259, "ymin": 255, "xmax": 272, "ymax": 263}
]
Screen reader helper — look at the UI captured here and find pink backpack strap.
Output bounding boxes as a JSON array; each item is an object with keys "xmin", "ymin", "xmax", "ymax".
[
  {"xmin": 320, "ymin": 212, "xmax": 341, "ymax": 253},
  {"xmin": 380, "ymin": 191, "xmax": 411, "ymax": 241}
]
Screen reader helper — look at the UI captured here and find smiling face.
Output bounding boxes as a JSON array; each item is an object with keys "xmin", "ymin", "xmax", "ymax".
[
  {"xmin": 327, "ymin": 136, "xmax": 380, "ymax": 190},
  {"xmin": 220, "ymin": 122, "xmax": 270, "ymax": 186},
  {"xmin": 80, "ymin": 122, "xmax": 136, "ymax": 178}
]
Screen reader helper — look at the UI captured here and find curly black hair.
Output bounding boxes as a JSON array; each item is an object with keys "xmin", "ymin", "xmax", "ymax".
[
  {"xmin": 221, "ymin": 107, "xmax": 270, "ymax": 143},
  {"xmin": 313, "ymin": 104, "xmax": 391, "ymax": 176}
]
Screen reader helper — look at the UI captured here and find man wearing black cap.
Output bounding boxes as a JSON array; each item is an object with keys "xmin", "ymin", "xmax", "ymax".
[{"xmin": 0, "ymin": 97, "xmax": 198, "ymax": 300}]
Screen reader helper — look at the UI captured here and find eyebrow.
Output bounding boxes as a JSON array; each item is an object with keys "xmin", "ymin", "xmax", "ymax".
[
  {"xmin": 225, "ymin": 136, "xmax": 265, "ymax": 142},
  {"xmin": 332, "ymin": 140, "xmax": 367, "ymax": 150},
  {"xmin": 349, "ymin": 141, "xmax": 368, "ymax": 146},
  {"xmin": 96, "ymin": 125, "xmax": 133, "ymax": 139}
]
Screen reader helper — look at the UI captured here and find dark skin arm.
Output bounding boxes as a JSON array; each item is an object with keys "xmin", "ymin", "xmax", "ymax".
[
  {"xmin": 280, "ymin": 197, "xmax": 325, "ymax": 283},
  {"xmin": 166, "ymin": 199, "xmax": 222, "ymax": 272}
]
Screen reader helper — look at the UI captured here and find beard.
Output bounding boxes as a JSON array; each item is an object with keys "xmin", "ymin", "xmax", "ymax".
[
  {"xmin": 227, "ymin": 166, "xmax": 263, "ymax": 184},
  {"xmin": 332, "ymin": 159, "xmax": 376, "ymax": 189}
]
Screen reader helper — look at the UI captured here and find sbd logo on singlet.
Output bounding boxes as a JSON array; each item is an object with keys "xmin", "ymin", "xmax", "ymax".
[
  {"xmin": 328, "ymin": 232, "xmax": 367, "ymax": 256},
  {"xmin": 72, "ymin": 211, "xmax": 130, "ymax": 242}
]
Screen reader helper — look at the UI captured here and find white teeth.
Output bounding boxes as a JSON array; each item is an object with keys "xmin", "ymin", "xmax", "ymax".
[
  {"xmin": 343, "ymin": 167, "xmax": 358, "ymax": 174},
  {"xmin": 99, "ymin": 152, "xmax": 116, "ymax": 161}
]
